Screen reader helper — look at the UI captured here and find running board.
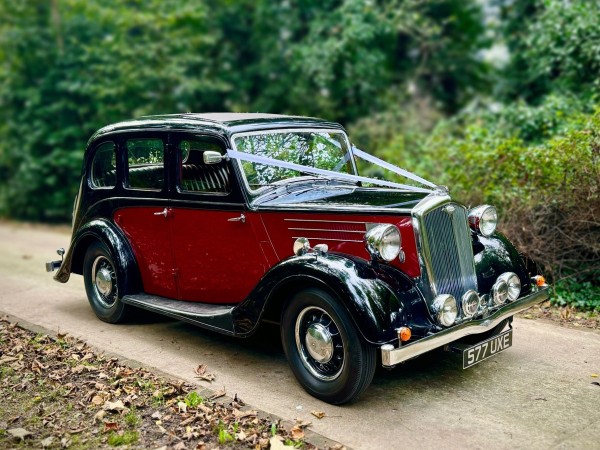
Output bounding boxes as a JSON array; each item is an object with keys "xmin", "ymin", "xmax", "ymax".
[{"xmin": 122, "ymin": 294, "xmax": 236, "ymax": 334}]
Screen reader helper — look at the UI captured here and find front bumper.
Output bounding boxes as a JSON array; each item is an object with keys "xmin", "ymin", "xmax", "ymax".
[{"xmin": 381, "ymin": 287, "xmax": 549, "ymax": 367}]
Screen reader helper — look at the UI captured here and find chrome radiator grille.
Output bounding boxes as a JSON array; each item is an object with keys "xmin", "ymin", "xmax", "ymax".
[{"xmin": 420, "ymin": 203, "xmax": 477, "ymax": 300}]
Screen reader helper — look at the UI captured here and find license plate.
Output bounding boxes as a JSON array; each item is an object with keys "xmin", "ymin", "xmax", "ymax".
[{"xmin": 463, "ymin": 329, "xmax": 513, "ymax": 369}]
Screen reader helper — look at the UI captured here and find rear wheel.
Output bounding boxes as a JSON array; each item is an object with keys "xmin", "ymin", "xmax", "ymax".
[
  {"xmin": 83, "ymin": 241, "xmax": 131, "ymax": 323},
  {"xmin": 281, "ymin": 288, "xmax": 376, "ymax": 404}
]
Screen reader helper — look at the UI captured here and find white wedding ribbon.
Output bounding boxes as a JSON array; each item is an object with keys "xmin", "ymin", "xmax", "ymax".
[
  {"xmin": 227, "ymin": 149, "xmax": 435, "ymax": 193},
  {"xmin": 352, "ymin": 147, "xmax": 437, "ymax": 189}
]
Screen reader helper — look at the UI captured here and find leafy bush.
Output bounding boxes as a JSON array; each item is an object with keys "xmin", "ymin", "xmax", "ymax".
[{"xmin": 378, "ymin": 97, "xmax": 599, "ymax": 311}]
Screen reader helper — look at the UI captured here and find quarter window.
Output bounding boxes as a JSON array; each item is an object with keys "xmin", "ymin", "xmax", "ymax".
[
  {"xmin": 179, "ymin": 139, "xmax": 230, "ymax": 193},
  {"xmin": 90, "ymin": 142, "xmax": 116, "ymax": 189},
  {"xmin": 126, "ymin": 138, "xmax": 164, "ymax": 190}
]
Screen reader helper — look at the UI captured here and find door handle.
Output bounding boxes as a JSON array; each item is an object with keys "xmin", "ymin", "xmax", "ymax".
[
  {"xmin": 154, "ymin": 208, "xmax": 168, "ymax": 218},
  {"xmin": 227, "ymin": 213, "xmax": 246, "ymax": 223}
]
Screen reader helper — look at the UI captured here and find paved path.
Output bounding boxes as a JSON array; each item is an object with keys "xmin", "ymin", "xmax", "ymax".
[{"xmin": 1, "ymin": 222, "xmax": 599, "ymax": 449}]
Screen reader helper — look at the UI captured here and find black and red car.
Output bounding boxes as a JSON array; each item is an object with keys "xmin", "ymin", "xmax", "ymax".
[{"xmin": 47, "ymin": 113, "xmax": 549, "ymax": 404}]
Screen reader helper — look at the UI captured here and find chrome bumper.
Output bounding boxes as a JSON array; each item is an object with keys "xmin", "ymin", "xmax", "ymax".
[{"xmin": 381, "ymin": 288, "xmax": 549, "ymax": 367}]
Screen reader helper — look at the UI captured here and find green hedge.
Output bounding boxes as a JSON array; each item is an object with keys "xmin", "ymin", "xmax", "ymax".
[{"xmin": 377, "ymin": 97, "xmax": 600, "ymax": 311}]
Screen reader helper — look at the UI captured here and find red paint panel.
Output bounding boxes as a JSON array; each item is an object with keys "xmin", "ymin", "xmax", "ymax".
[
  {"xmin": 114, "ymin": 207, "xmax": 177, "ymax": 298},
  {"xmin": 170, "ymin": 209, "xmax": 270, "ymax": 303},
  {"xmin": 261, "ymin": 211, "xmax": 420, "ymax": 278}
]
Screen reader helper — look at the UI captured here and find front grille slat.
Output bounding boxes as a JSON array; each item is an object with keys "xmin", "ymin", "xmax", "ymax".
[{"xmin": 422, "ymin": 204, "xmax": 477, "ymax": 303}]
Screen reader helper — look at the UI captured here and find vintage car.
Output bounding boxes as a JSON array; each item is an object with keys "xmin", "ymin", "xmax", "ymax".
[{"xmin": 47, "ymin": 113, "xmax": 549, "ymax": 404}]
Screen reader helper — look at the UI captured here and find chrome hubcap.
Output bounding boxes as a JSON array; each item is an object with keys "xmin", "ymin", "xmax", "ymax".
[
  {"xmin": 95, "ymin": 268, "xmax": 113, "ymax": 296},
  {"xmin": 91, "ymin": 256, "xmax": 117, "ymax": 308},
  {"xmin": 305, "ymin": 323, "xmax": 334, "ymax": 363},
  {"xmin": 295, "ymin": 306, "xmax": 344, "ymax": 381}
]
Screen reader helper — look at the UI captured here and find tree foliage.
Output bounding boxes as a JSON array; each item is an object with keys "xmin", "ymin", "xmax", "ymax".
[{"xmin": 0, "ymin": 0, "xmax": 598, "ymax": 307}]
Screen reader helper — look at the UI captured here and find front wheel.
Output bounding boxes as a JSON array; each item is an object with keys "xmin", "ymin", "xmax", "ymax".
[
  {"xmin": 83, "ymin": 241, "xmax": 131, "ymax": 323},
  {"xmin": 281, "ymin": 288, "xmax": 376, "ymax": 404}
]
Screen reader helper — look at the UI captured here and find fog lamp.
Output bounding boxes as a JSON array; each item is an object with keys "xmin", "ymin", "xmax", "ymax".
[
  {"xmin": 491, "ymin": 279, "xmax": 509, "ymax": 305},
  {"xmin": 498, "ymin": 272, "xmax": 521, "ymax": 301},
  {"xmin": 461, "ymin": 290, "xmax": 481, "ymax": 317}
]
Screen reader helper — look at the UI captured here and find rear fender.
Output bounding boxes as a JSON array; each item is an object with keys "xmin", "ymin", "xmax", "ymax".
[{"xmin": 55, "ymin": 219, "xmax": 140, "ymax": 294}]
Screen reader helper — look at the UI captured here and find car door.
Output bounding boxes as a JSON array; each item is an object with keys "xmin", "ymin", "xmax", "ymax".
[
  {"xmin": 112, "ymin": 133, "xmax": 178, "ymax": 299},
  {"xmin": 169, "ymin": 134, "xmax": 270, "ymax": 303}
]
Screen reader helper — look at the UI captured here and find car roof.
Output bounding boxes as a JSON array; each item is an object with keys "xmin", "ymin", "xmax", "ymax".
[{"xmin": 88, "ymin": 113, "xmax": 345, "ymax": 146}]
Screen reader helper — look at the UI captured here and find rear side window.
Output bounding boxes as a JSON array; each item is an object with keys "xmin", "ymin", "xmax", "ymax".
[
  {"xmin": 126, "ymin": 138, "xmax": 164, "ymax": 190},
  {"xmin": 179, "ymin": 139, "xmax": 231, "ymax": 194},
  {"xmin": 90, "ymin": 142, "xmax": 116, "ymax": 189}
]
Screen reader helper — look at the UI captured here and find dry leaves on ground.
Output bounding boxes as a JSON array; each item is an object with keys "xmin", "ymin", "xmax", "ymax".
[{"xmin": 0, "ymin": 316, "xmax": 342, "ymax": 449}]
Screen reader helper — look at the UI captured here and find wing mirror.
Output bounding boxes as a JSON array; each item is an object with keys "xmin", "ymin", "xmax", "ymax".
[{"xmin": 203, "ymin": 151, "xmax": 227, "ymax": 165}]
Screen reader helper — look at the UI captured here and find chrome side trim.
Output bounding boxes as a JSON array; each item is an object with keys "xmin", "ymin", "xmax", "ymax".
[
  {"xmin": 284, "ymin": 219, "xmax": 370, "ymax": 224},
  {"xmin": 288, "ymin": 228, "xmax": 366, "ymax": 234},
  {"xmin": 291, "ymin": 236, "xmax": 364, "ymax": 243},
  {"xmin": 380, "ymin": 288, "xmax": 549, "ymax": 367}
]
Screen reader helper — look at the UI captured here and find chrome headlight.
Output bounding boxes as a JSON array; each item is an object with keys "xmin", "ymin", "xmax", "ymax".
[
  {"xmin": 365, "ymin": 224, "xmax": 401, "ymax": 262},
  {"xmin": 498, "ymin": 272, "xmax": 521, "ymax": 301},
  {"xmin": 468, "ymin": 205, "xmax": 498, "ymax": 237},
  {"xmin": 461, "ymin": 290, "xmax": 480, "ymax": 317},
  {"xmin": 432, "ymin": 294, "xmax": 458, "ymax": 327}
]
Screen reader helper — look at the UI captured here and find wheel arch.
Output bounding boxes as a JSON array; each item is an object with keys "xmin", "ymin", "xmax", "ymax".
[
  {"xmin": 234, "ymin": 254, "xmax": 418, "ymax": 345},
  {"xmin": 64, "ymin": 219, "xmax": 141, "ymax": 295}
]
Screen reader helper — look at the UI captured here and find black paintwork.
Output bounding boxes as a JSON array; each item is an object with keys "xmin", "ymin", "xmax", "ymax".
[
  {"xmin": 231, "ymin": 253, "xmax": 428, "ymax": 344},
  {"xmin": 54, "ymin": 113, "xmax": 541, "ymax": 347}
]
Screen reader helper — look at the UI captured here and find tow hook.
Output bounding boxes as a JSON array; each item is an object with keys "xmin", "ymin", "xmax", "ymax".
[{"xmin": 45, "ymin": 248, "xmax": 65, "ymax": 272}]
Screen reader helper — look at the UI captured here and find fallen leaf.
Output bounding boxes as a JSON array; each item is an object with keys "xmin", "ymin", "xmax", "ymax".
[
  {"xmin": 592, "ymin": 382, "xmax": 600, "ymax": 387},
  {"xmin": 194, "ymin": 364, "xmax": 216, "ymax": 381},
  {"xmin": 233, "ymin": 409, "xmax": 257, "ymax": 419},
  {"xmin": 102, "ymin": 399, "xmax": 128, "ymax": 412},
  {"xmin": 93, "ymin": 410, "xmax": 106, "ymax": 423},
  {"xmin": 295, "ymin": 418, "xmax": 312, "ymax": 428},
  {"xmin": 210, "ymin": 387, "xmax": 226, "ymax": 400},
  {"xmin": 151, "ymin": 411, "xmax": 162, "ymax": 420},
  {"xmin": 591, "ymin": 374, "xmax": 599, "ymax": 378},
  {"xmin": 236, "ymin": 430, "xmax": 247, "ymax": 441},
  {"xmin": 269, "ymin": 436, "xmax": 294, "ymax": 449},
  {"xmin": 103, "ymin": 422, "xmax": 119, "ymax": 432},
  {"xmin": 71, "ymin": 364, "xmax": 86, "ymax": 374},
  {"xmin": 41, "ymin": 436, "xmax": 54, "ymax": 448},
  {"xmin": 7, "ymin": 428, "xmax": 32, "ymax": 440},
  {"xmin": 0, "ymin": 356, "xmax": 17, "ymax": 364},
  {"xmin": 173, "ymin": 442, "xmax": 187, "ymax": 450},
  {"xmin": 178, "ymin": 401, "xmax": 188, "ymax": 413},
  {"xmin": 290, "ymin": 425, "xmax": 305, "ymax": 440},
  {"xmin": 311, "ymin": 410, "xmax": 326, "ymax": 419},
  {"xmin": 91, "ymin": 395, "xmax": 104, "ymax": 406}
]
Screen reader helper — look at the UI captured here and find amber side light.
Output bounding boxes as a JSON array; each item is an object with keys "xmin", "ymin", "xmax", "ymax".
[
  {"xmin": 535, "ymin": 275, "xmax": 546, "ymax": 287},
  {"xmin": 398, "ymin": 327, "xmax": 412, "ymax": 342}
]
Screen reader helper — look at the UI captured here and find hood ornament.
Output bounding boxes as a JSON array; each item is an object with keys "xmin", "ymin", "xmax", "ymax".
[{"xmin": 443, "ymin": 205, "xmax": 455, "ymax": 215}]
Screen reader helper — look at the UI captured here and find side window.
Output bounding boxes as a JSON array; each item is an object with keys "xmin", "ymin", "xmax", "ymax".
[
  {"xmin": 126, "ymin": 138, "xmax": 164, "ymax": 190},
  {"xmin": 90, "ymin": 142, "xmax": 116, "ymax": 189},
  {"xmin": 179, "ymin": 139, "xmax": 231, "ymax": 194}
]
